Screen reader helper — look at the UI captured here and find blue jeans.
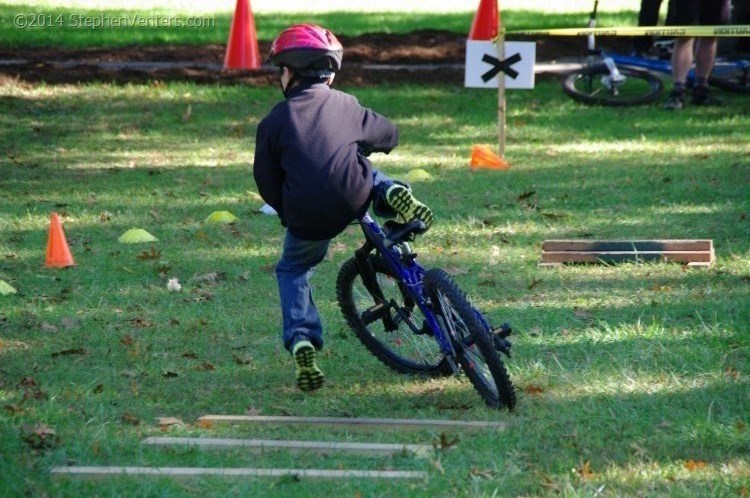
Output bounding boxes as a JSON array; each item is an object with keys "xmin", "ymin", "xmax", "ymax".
[
  {"xmin": 276, "ymin": 170, "xmax": 394, "ymax": 352},
  {"xmin": 276, "ymin": 232, "xmax": 330, "ymax": 351}
]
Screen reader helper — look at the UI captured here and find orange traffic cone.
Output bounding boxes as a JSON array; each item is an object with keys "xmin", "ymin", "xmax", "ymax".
[
  {"xmin": 223, "ymin": 0, "xmax": 261, "ymax": 70},
  {"xmin": 468, "ymin": 0, "xmax": 500, "ymax": 41},
  {"xmin": 45, "ymin": 213, "xmax": 75, "ymax": 268},
  {"xmin": 470, "ymin": 144, "xmax": 510, "ymax": 170}
]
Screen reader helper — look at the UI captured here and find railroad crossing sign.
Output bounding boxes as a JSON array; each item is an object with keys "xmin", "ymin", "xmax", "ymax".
[{"xmin": 465, "ymin": 41, "xmax": 536, "ymax": 89}]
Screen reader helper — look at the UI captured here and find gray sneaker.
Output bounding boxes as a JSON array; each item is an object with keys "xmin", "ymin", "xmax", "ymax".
[
  {"xmin": 384, "ymin": 184, "xmax": 433, "ymax": 230},
  {"xmin": 292, "ymin": 340, "xmax": 324, "ymax": 392},
  {"xmin": 664, "ymin": 89, "xmax": 685, "ymax": 110}
]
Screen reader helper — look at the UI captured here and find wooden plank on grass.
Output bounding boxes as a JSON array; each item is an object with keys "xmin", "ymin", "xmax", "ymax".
[
  {"xmin": 50, "ymin": 466, "xmax": 427, "ymax": 480},
  {"xmin": 542, "ymin": 239, "xmax": 713, "ymax": 252},
  {"xmin": 198, "ymin": 415, "xmax": 506, "ymax": 432},
  {"xmin": 539, "ymin": 239, "xmax": 714, "ymax": 267},
  {"xmin": 142, "ymin": 436, "xmax": 432, "ymax": 457}
]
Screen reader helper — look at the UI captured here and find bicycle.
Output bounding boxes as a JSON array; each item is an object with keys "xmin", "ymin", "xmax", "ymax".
[
  {"xmin": 562, "ymin": 0, "xmax": 750, "ymax": 106},
  {"xmin": 335, "ymin": 211, "xmax": 517, "ymax": 410}
]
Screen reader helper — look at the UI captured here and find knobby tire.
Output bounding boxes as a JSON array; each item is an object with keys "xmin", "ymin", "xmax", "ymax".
[
  {"xmin": 563, "ymin": 65, "xmax": 664, "ymax": 106},
  {"xmin": 423, "ymin": 268, "xmax": 516, "ymax": 410},
  {"xmin": 336, "ymin": 256, "xmax": 451, "ymax": 376}
]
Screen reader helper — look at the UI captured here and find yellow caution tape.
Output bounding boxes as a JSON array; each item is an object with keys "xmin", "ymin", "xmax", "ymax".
[{"xmin": 505, "ymin": 24, "xmax": 750, "ymax": 37}]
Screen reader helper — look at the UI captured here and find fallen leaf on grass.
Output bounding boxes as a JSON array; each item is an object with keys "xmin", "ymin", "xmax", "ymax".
[
  {"xmin": 433, "ymin": 433, "xmax": 460, "ymax": 450},
  {"xmin": 233, "ymin": 353, "xmax": 252, "ymax": 365},
  {"xmin": 121, "ymin": 413, "xmax": 140, "ymax": 426},
  {"xmin": 524, "ymin": 385, "xmax": 545, "ymax": 395},
  {"xmin": 136, "ymin": 246, "xmax": 161, "ymax": 260},
  {"xmin": 22, "ymin": 423, "xmax": 58, "ymax": 449},
  {"xmin": 196, "ymin": 418, "xmax": 215, "ymax": 429},
  {"xmin": 182, "ymin": 291, "xmax": 213, "ymax": 303},
  {"xmin": 5, "ymin": 404, "xmax": 24, "ymax": 414},
  {"xmin": 51, "ymin": 348, "xmax": 87, "ymax": 358},
  {"xmin": 127, "ymin": 317, "xmax": 153, "ymax": 328},
  {"xmin": 468, "ymin": 467, "xmax": 495, "ymax": 479},
  {"xmin": 573, "ymin": 460, "xmax": 596, "ymax": 480},
  {"xmin": 684, "ymin": 459, "xmax": 708, "ymax": 471},
  {"xmin": 541, "ymin": 211, "xmax": 568, "ymax": 221},
  {"xmin": 651, "ymin": 284, "xmax": 672, "ymax": 292},
  {"xmin": 157, "ymin": 417, "xmax": 186, "ymax": 431},
  {"xmin": 527, "ymin": 277, "xmax": 543, "ymax": 290}
]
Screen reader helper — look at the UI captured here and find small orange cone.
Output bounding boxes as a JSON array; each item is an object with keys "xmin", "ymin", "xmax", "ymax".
[
  {"xmin": 223, "ymin": 0, "xmax": 261, "ymax": 70},
  {"xmin": 469, "ymin": 0, "xmax": 500, "ymax": 41},
  {"xmin": 470, "ymin": 144, "xmax": 510, "ymax": 170},
  {"xmin": 45, "ymin": 213, "xmax": 75, "ymax": 268}
]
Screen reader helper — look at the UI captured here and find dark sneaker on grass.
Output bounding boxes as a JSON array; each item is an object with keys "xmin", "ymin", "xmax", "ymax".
[
  {"xmin": 385, "ymin": 184, "xmax": 433, "ymax": 230},
  {"xmin": 664, "ymin": 89, "xmax": 685, "ymax": 110},
  {"xmin": 292, "ymin": 340, "xmax": 324, "ymax": 392},
  {"xmin": 692, "ymin": 85, "xmax": 722, "ymax": 106}
]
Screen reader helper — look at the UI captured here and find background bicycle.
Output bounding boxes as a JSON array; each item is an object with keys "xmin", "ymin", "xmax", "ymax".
[{"xmin": 562, "ymin": 0, "xmax": 750, "ymax": 106}]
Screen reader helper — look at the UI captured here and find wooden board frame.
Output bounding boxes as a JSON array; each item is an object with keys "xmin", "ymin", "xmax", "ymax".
[
  {"xmin": 142, "ymin": 436, "xmax": 432, "ymax": 457},
  {"xmin": 50, "ymin": 466, "xmax": 427, "ymax": 480},
  {"xmin": 197, "ymin": 415, "xmax": 507, "ymax": 432},
  {"xmin": 539, "ymin": 239, "xmax": 714, "ymax": 267}
]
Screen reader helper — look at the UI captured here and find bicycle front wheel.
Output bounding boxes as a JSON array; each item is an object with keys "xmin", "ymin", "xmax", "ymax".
[
  {"xmin": 423, "ymin": 269, "xmax": 516, "ymax": 410},
  {"xmin": 563, "ymin": 65, "xmax": 664, "ymax": 106},
  {"xmin": 336, "ymin": 256, "xmax": 451, "ymax": 376}
]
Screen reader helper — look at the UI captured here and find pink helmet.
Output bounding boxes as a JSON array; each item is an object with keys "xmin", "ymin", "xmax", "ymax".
[{"xmin": 269, "ymin": 24, "xmax": 343, "ymax": 76}]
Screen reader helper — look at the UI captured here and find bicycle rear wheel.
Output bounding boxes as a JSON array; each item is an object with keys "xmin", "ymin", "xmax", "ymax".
[
  {"xmin": 563, "ymin": 64, "xmax": 664, "ymax": 106},
  {"xmin": 423, "ymin": 268, "xmax": 516, "ymax": 410},
  {"xmin": 336, "ymin": 256, "xmax": 451, "ymax": 376},
  {"xmin": 709, "ymin": 60, "xmax": 750, "ymax": 93}
]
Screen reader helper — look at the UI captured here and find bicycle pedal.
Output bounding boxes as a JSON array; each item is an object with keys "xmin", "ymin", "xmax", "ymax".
[
  {"xmin": 493, "ymin": 336, "xmax": 512, "ymax": 357},
  {"xmin": 491, "ymin": 322, "xmax": 512, "ymax": 339}
]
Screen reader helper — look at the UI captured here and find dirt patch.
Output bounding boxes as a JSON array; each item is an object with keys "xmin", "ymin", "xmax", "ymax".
[{"xmin": 0, "ymin": 30, "xmax": 634, "ymax": 86}]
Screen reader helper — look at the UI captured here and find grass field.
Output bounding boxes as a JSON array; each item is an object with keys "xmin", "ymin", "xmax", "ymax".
[{"xmin": 1, "ymin": 3, "xmax": 749, "ymax": 497}]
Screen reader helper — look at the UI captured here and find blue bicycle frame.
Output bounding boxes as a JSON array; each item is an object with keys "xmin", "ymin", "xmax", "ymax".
[
  {"xmin": 607, "ymin": 51, "xmax": 750, "ymax": 88},
  {"xmin": 355, "ymin": 212, "xmax": 458, "ymax": 360}
]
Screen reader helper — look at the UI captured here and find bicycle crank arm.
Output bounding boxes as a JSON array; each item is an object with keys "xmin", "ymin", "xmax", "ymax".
[
  {"xmin": 491, "ymin": 323, "xmax": 513, "ymax": 357},
  {"xmin": 360, "ymin": 301, "xmax": 400, "ymax": 331}
]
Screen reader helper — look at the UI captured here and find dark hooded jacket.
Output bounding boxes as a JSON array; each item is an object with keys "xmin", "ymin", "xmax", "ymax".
[{"xmin": 253, "ymin": 81, "xmax": 398, "ymax": 240}]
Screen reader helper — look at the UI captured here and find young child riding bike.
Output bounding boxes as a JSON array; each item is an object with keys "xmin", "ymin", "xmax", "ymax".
[{"xmin": 253, "ymin": 24, "xmax": 433, "ymax": 392}]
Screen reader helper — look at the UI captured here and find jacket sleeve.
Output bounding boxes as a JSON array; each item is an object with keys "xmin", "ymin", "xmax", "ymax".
[
  {"xmin": 357, "ymin": 106, "xmax": 399, "ymax": 155},
  {"xmin": 252, "ymin": 117, "xmax": 284, "ymax": 215}
]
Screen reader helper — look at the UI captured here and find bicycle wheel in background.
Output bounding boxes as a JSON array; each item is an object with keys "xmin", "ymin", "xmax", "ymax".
[
  {"xmin": 563, "ymin": 64, "xmax": 664, "ymax": 106},
  {"xmin": 423, "ymin": 268, "xmax": 516, "ymax": 410},
  {"xmin": 336, "ymin": 256, "xmax": 452, "ymax": 376},
  {"xmin": 709, "ymin": 60, "xmax": 750, "ymax": 93}
]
